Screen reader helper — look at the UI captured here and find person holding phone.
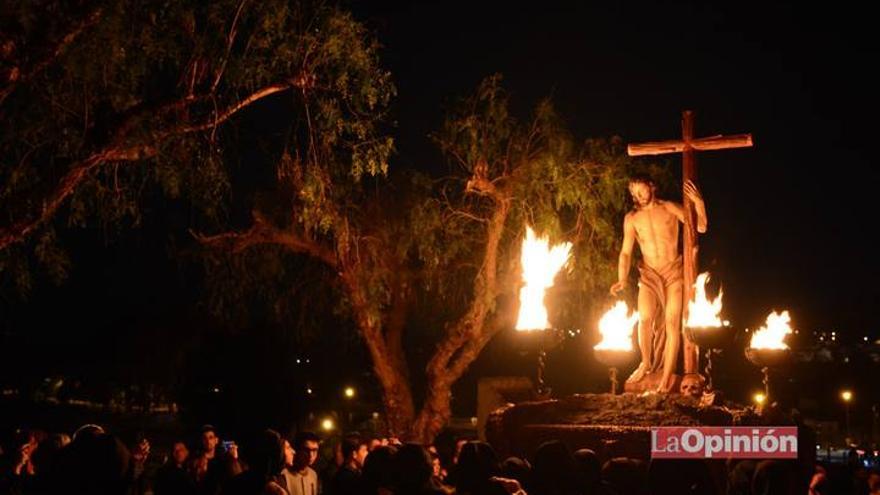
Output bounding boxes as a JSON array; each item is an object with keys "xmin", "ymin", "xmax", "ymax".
[{"xmin": 193, "ymin": 425, "xmax": 240, "ymax": 494}]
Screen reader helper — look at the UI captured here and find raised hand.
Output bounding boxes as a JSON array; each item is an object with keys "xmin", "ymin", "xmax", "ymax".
[{"xmin": 683, "ymin": 180, "xmax": 703, "ymax": 204}]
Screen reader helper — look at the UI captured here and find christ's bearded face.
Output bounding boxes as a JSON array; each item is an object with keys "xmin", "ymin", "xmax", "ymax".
[{"xmin": 629, "ymin": 181, "xmax": 654, "ymax": 207}]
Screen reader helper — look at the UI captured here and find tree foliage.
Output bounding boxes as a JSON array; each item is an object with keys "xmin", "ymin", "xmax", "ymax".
[
  {"xmin": 0, "ymin": 1, "xmax": 669, "ymax": 442},
  {"xmin": 0, "ymin": 0, "xmax": 394, "ymax": 292}
]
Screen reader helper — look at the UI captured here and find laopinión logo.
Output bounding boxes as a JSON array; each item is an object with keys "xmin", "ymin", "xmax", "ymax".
[{"xmin": 651, "ymin": 427, "xmax": 798, "ymax": 459}]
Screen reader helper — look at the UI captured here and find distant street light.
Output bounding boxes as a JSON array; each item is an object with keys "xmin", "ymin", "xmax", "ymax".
[
  {"xmin": 841, "ymin": 390, "xmax": 853, "ymax": 443},
  {"xmin": 342, "ymin": 387, "xmax": 356, "ymax": 428},
  {"xmin": 321, "ymin": 418, "xmax": 335, "ymax": 432},
  {"xmin": 753, "ymin": 392, "xmax": 766, "ymax": 406}
]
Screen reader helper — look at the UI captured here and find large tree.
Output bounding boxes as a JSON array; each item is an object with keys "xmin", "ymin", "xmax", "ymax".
[
  {"xmin": 198, "ymin": 75, "xmax": 655, "ymax": 442},
  {"xmin": 1, "ymin": 1, "xmax": 656, "ymax": 442}
]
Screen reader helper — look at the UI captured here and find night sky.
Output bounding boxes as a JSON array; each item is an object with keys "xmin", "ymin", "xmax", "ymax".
[{"xmin": 3, "ymin": 1, "xmax": 878, "ymax": 413}]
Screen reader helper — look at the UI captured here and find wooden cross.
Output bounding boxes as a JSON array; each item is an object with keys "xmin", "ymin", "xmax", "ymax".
[{"xmin": 627, "ymin": 110, "xmax": 752, "ymax": 374}]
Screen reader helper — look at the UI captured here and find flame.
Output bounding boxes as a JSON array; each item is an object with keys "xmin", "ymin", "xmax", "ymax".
[
  {"xmin": 686, "ymin": 272, "xmax": 724, "ymax": 327},
  {"xmin": 749, "ymin": 310, "xmax": 794, "ymax": 349},
  {"xmin": 594, "ymin": 301, "xmax": 639, "ymax": 350},
  {"xmin": 515, "ymin": 227, "xmax": 572, "ymax": 331}
]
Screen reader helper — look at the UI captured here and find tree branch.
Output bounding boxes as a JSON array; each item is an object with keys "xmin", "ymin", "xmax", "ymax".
[
  {"xmin": 446, "ymin": 313, "xmax": 506, "ymax": 380},
  {"xmin": 192, "ymin": 211, "xmax": 338, "ymax": 269},
  {"xmin": 0, "ymin": 8, "xmax": 103, "ymax": 107},
  {"xmin": 0, "ymin": 83, "xmax": 294, "ymax": 251},
  {"xmin": 465, "ymin": 174, "xmax": 500, "ymax": 200},
  {"xmin": 446, "ymin": 207, "xmax": 489, "ymax": 225},
  {"xmin": 164, "ymin": 84, "xmax": 290, "ymax": 137},
  {"xmin": 211, "ymin": 0, "xmax": 250, "ymax": 92},
  {"xmin": 424, "ymin": 196, "xmax": 511, "ymax": 385}
]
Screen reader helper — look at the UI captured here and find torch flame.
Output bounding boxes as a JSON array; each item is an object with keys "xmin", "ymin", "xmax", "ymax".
[
  {"xmin": 749, "ymin": 310, "xmax": 793, "ymax": 349},
  {"xmin": 515, "ymin": 227, "xmax": 572, "ymax": 331},
  {"xmin": 685, "ymin": 272, "xmax": 724, "ymax": 328},
  {"xmin": 594, "ymin": 301, "xmax": 639, "ymax": 350}
]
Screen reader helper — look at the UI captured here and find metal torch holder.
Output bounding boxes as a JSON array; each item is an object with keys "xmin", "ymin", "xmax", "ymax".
[
  {"xmin": 744, "ymin": 347, "xmax": 792, "ymax": 403},
  {"xmin": 684, "ymin": 325, "xmax": 737, "ymax": 391},
  {"xmin": 516, "ymin": 328, "xmax": 564, "ymax": 398}
]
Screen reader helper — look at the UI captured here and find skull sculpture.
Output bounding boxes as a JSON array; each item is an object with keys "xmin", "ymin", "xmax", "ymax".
[{"xmin": 679, "ymin": 373, "xmax": 705, "ymax": 399}]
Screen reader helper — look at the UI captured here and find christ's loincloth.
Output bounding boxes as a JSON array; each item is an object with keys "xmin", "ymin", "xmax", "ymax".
[{"xmin": 638, "ymin": 256, "xmax": 683, "ymax": 374}]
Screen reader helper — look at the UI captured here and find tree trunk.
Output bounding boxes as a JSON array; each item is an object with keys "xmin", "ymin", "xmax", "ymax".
[
  {"xmin": 343, "ymin": 272, "xmax": 416, "ymax": 437},
  {"xmin": 411, "ymin": 374, "xmax": 453, "ymax": 444},
  {"xmin": 410, "ymin": 323, "xmax": 500, "ymax": 443},
  {"xmin": 368, "ymin": 345, "xmax": 416, "ymax": 437},
  {"xmin": 410, "ymin": 195, "xmax": 511, "ymax": 443}
]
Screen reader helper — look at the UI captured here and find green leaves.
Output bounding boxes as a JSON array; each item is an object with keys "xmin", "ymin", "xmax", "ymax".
[
  {"xmin": 430, "ymin": 75, "xmax": 675, "ymax": 331},
  {"xmin": 0, "ymin": 0, "xmax": 395, "ymax": 296},
  {"xmin": 433, "ymin": 74, "xmax": 513, "ymax": 175}
]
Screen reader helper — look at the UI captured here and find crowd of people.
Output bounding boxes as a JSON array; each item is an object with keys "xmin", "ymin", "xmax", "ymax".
[{"xmin": 1, "ymin": 423, "xmax": 878, "ymax": 495}]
